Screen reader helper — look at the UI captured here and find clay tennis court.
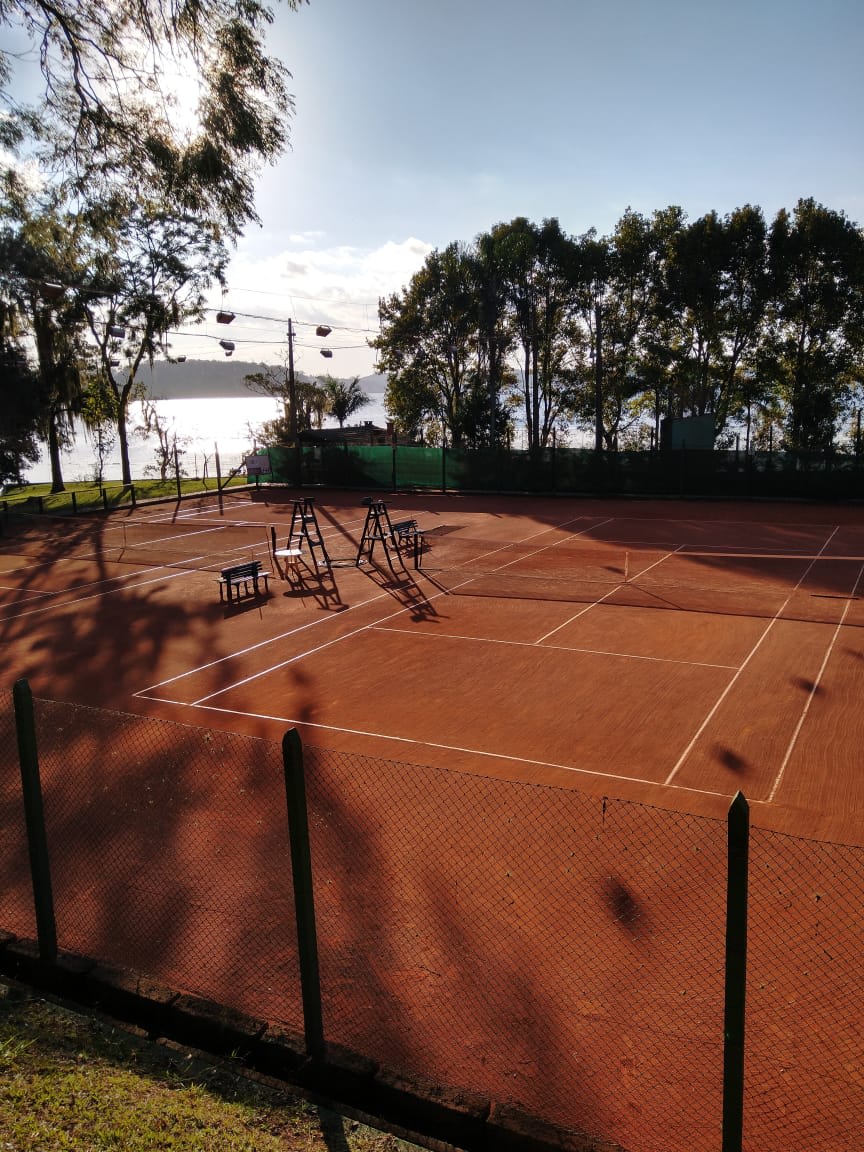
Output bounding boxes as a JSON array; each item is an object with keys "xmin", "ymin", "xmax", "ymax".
[
  {"xmin": 3, "ymin": 487, "xmax": 863, "ymax": 840},
  {"xmin": 3, "ymin": 489, "xmax": 864, "ymax": 1152}
]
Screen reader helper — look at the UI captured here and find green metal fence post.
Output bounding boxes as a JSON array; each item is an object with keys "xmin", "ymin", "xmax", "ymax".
[
  {"xmin": 12, "ymin": 678, "xmax": 57, "ymax": 964},
  {"xmin": 282, "ymin": 728, "xmax": 324, "ymax": 1060},
  {"xmin": 722, "ymin": 790, "xmax": 749, "ymax": 1152}
]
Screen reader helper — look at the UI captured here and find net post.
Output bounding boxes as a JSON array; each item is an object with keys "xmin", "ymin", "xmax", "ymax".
[
  {"xmin": 722, "ymin": 789, "xmax": 749, "ymax": 1152},
  {"xmin": 624, "ymin": 551, "xmax": 629, "ymax": 582},
  {"xmin": 282, "ymin": 728, "xmax": 324, "ymax": 1060},
  {"xmin": 12, "ymin": 678, "xmax": 57, "ymax": 965}
]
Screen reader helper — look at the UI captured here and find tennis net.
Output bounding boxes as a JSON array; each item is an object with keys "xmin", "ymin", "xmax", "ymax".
[{"xmin": 419, "ymin": 535, "xmax": 864, "ymax": 624}]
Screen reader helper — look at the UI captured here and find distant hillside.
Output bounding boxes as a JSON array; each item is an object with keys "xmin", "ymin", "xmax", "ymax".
[{"xmin": 133, "ymin": 361, "xmax": 388, "ymax": 400}]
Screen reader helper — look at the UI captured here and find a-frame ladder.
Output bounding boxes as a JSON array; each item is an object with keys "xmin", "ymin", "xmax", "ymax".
[
  {"xmin": 355, "ymin": 499, "xmax": 398, "ymax": 569},
  {"xmin": 286, "ymin": 497, "xmax": 331, "ymax": 569}
]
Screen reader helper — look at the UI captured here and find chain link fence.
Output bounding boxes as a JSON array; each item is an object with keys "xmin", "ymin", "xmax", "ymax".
[
  {"xmin": 1, "ymin": 691, "xmax": 862, "ymax": 1151},
  {"xmin": 259, "ymin": 442, "xmax": 864, "ymax": 502}
]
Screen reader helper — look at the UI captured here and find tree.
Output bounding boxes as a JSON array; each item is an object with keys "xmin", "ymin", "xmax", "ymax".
[
  {"xmin": 0, "ymin": 311, "xmax": 42, "ymax": 484},
  {"xmin": 492, "ymin": 217, "xmax": 583, "ymax": 455},
  {"xmin": 137, "ymin": 396, "xmax": 190, "ymax": 481},
  {"xmin": 764, "ymin": 199, "xmax": 864, "ymax": 452},
  {"xmin": 658, "ymin": 206, "xmax": 770, "ymax": 439},
  {"xmin": 0, "ymin": 0, "xmax": 306, "ymax": 236},
  {"xmin": 78, "ymin": 370, "xmax": 117, "ymax": 484},
  {"xmin": 244, "ymin": 360, "xmax": 328, "ymax": 439},
  {"xmin": 375, "ymin": 242, "xmax": 478, "ymax": 447},
  {"xmin": 0, "ymin": 179, "xmax": 96, "ymax": 491},
  {"xmin": 79, "ymin": 198, "xmax": 228, "ymax": 484},
  {"xmin": 321, "ymin": 374, "xmax": 369, "ymax": 429}
]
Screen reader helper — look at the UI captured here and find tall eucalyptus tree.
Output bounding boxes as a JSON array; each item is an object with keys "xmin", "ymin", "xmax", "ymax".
[
  {"xmin": 375, "ymin": 242, "xmax": 479, "ymax": 447},
  {"xmin": 764, "ymin": 199, "xmax": 864, "ymax": 452}
]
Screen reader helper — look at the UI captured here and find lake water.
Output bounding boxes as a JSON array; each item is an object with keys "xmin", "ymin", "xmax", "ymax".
[{"xmin": 23, "ymin": 395, "xmax": 389, "ymax": 485}]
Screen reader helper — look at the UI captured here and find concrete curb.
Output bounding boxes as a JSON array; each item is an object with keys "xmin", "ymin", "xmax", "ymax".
[{"xmin": 0, "ymin": 932, "xmax": 624, "ymax": 1152}]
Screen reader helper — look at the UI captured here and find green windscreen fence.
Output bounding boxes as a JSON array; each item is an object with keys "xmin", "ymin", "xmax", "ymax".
[{"xmin": 252, "ymin": 443, "xmax": 864, "ymax": 500}]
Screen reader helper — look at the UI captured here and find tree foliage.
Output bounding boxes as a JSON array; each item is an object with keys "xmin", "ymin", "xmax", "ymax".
[
  {"xmin": 320, "ymin": 374, "xmax": 369, "ymax": 429},
  {"xmin": 0, "ymin": 0, "xmax": 306, "ymax": 233},
  {"xmin": 374, "ymin": 200, "xmax": 864, "ymax": 455}
]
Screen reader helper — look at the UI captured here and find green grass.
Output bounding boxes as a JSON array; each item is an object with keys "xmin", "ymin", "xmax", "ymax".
[
  {"xmin": 0, "ymin": 981, "xmax": 424, "ymax": 1152},
  {"xmin": 1, "ymin": 477, "xmax": 249, "ymax": 515}
]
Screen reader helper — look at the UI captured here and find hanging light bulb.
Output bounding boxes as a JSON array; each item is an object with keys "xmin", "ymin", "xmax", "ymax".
[{"xmin": 219, "ymin": 339, "xmax": 235, "ymax": 352}]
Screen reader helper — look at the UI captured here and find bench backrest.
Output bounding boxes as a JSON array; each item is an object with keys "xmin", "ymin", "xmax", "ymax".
[{"xmin": 221, "ymin": 561, "xmax": 260, "ymax": 578}]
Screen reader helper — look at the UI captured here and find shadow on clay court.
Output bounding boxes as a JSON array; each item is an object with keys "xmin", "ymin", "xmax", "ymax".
[
  {"xmin": 601, "ymin": 876, "xmax": 647, "ymax": 941},
  {"xmin": 274, "ymin": 558, "xmax": 346, "ymax": 612},
  {"xmin": 715, "ymin": 745, "xmax": 750, "ymax": 774},
  {"xmin": 792, "ymin": 676, "xmax": 824, "ymax": 696}
]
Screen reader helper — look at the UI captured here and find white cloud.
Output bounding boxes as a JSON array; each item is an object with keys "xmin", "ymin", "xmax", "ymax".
[{"xmin": 193, "ymin": 236, "xmax": 434, "ymax": 377}]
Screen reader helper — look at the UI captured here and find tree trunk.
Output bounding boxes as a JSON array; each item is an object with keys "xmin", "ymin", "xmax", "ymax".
[
  {"xmin": 47, "ymin": 412, "xmax": 65, "ymax": 493},
  {"xmin": 117, "ymin": 382, "xmax": 133, "ymax": 486},
  {"xmin": 594, "ymin": 300, "xmax": 604, "ymax": 452}
]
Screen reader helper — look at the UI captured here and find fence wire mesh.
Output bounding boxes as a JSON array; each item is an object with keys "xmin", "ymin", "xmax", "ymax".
[
  {"xmin": 745, "ymin": 826, "xmax": 864, "ymax": 1151},
  {"xmin": 303, "ymin": 747, "xmax": 726, "ymax": 1152},
  {"xmin": 1, "ymin": 695, "xmax": 863, "ymax": 1151},
  {"xmin": 3, "ymin": 699, "xmax": 301, "ymax": 1030},
  {"xmin": 0, "ymin": 705, "xmax": 36, "ymax": 940}
]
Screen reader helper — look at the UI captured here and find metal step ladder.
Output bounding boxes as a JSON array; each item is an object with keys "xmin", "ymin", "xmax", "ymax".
[
  {"xmin": 355, "ymin": 499, "xmax": 398, "ymax": 569},
  {"xmin": 286, "ymin": 497, "xmax": 331, "ymax": 569}
]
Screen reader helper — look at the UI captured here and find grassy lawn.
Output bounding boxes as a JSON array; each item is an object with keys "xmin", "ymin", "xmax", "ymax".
[
  {"xmin": 1, "ymin": 477, "xmax": 250, "ymax": 515},
  {"xmin": 0, "ymin": 981, "xmax": 425, "ymax": 1152}
]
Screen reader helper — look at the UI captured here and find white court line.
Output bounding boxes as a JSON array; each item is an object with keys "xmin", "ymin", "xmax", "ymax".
[
  {"xmin": 0, "ymin": 536, "xmax": 272, "ymax": 624},
  {"xmin": 189, "ymin": 586, "xmax": 456, "ymax": 704},
  {"xmin": 0, "ymin": 566, "xmax": 201, "ymax": 622},
  {"xmin": 0, "ymin": 583, "xmax": 56, "ymax": 599},
  {"xmin": 767, "ymin": 562, "xmax": 864, "ymax": 803},
  {"xmin": 173, "ymin": 699, "xmax": 733, "ymax": 802},
  {"xmin": 375, "ymin": 624, "xmax": 738, "ymax": 670},
  {"xmin": 155, "ymin": 513, "xmax": 604, "ymax": 705},
  {"xmin": 664, "ymin": 526, "xmax": 841, "ymax": 787},
  {"xmin": 135, "ymin": 584, "xmax": 397, "ymax": 695},
  {"xmin": 535, "ymin": 543, "xmax": 687, "ymax": 644}
]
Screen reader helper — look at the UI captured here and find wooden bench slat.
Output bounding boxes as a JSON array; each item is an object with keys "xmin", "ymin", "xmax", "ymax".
[{"xmin": 217, "ymin": 560, "xmax": 270, "ymax": 603}]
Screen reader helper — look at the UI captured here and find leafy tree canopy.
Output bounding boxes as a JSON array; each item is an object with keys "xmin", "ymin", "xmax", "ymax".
[{"xmin": 0, "ymin": 0, "xmax": 306, "ymax": 233}]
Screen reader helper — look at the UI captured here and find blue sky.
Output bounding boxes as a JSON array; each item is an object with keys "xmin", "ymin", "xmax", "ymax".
[
  {"xmin": 5, "ymin": 0, "xmax": 864, "ymax": 377},
  {"xmin": 210, "ymin": 0, "xmax": 864, "ymax": 376}
]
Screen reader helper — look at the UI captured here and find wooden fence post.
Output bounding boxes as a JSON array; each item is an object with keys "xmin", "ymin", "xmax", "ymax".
[
  {"xmin": 12, "ymin": 678, "xmax": 57, "ymax": 964},
  {"xmin": 282, "ymin": 728, "xmax": 324, "ymax": 1060},
  {"xmin": 723, "ymin": 790, "xmax": 749, "ymax": 1152}
]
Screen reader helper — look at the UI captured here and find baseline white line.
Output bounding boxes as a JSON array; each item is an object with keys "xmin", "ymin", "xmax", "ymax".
[
  {"xmin": 135, "ymin": 586, "xmax": 397, "ymax": 695},
  {"xmin": 767, "ymin": 562, "xmax": 864, "ymax": 803},
  {"xmin": 190, "ymin": 586, "xmax": 455, "ymax": 704},
  {"xmin": 664, "ymin": 526, "xmax": 841, "ymax": 787},
  {"xmin": 176, "ymin": 700, "xmax": 733, "ymax": 801},
  {"xmin": 375, "ymin": 624, "xmax": 737, "ymax": 669}
]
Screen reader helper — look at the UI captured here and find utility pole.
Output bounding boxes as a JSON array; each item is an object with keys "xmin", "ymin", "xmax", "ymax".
[
  {"xmin": 287, "ymin": 319, "xmax": 297, "ymax": 440},
  {"xmin": 287, "ymin": 319, "xmax": 302, "ymax": 486}
]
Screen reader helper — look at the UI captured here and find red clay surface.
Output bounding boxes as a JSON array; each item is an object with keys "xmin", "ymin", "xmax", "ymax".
[
  {"xmin": 3, "ymin": 488, "xmax": 863, "ymax": 843},
  {"xmin": 3, "ymin": 489, "xmax": 864, "ymax": 1152}
]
